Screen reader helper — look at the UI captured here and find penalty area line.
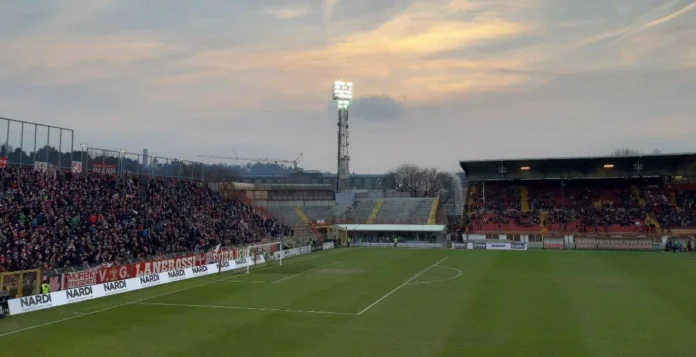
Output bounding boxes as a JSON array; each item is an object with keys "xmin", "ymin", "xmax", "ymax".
[
  {"xmin": 137, "ymin": 302, "xmax": 357, "ymax": 316},
  {"xmin": 357, "ymin": 256, "xmax": 449, "ymax": 316}
]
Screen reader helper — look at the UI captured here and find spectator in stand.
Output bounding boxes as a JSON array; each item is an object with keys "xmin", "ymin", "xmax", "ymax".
[{"xmin": 0, "ymin": 167, "xmax": 290, "ymax": 272}]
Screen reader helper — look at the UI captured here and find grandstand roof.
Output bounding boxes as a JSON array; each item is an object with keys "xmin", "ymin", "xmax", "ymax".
[
  {"xmin": 336, "ymin": 224, "xmax": 446, "ymax": 232},
  {"xmin": 460, "ymin": 153, "xmax": 696, "ymax": 181}
]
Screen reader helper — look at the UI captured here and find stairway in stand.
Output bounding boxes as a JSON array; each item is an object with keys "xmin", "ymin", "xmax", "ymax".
[
  {"xmin": 645, "ymin": 213, "xmax": 662, "ymax": 235},
  {"xmin": 427, "ymin": 197, "xmax": 440, "ymax": 225},
  {"xmin": 521, "ymin": 186, "xmax": 529, "ymax": 212},
  {"xmin": 631, "ymin": 186, "xmax": 646, "ymax": 206},
  {"xmin": 539, "ymin": 211, "xmax": 548, "ymax": 235},
  {"xmin": 670, "ymin": 192, "xmax": 681, "ymax": 212},
  {"xmin": 294, "ymin": 207, "xmax": 310, "ymax": 225},
  {"xmin": 366, "ymin": 199, "xmax": 384, "ymax": 224}
]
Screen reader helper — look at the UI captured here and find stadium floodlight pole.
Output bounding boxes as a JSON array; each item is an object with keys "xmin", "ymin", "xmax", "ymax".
[
  {"xmin": 332, "ymin": 80, "xmax": 353, "ymax": 193},
  {"xmin": 202, "ymin": 160, "xmax": 206, "ymax": 181},
  {"xmin": 80, "ymin": 144, "xmax": 87, "ymax": 169},
  {"xmin": 119, "ymin": 149, "xmax": 126, "ymax": 176}
]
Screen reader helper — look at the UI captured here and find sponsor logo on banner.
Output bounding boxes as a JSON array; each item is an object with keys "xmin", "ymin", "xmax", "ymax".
[
  {"xmin": 511, "ymin": 243, "xmax": 527, "ymax": 250},
  {"xmin": 93, "ymin": 164, "xmax": 116, "ymax": 175},
  {"xmin": 71, "ymin": 161, "xmax": 82, "ymax": 173},
  {"xmin": 63, "ymin": 269, "xmax": 98, "ymax": 288},
  {"xmin": 167, "ymin": 269, "xmax": 186, "ymax": 282},
  {"xmin": 133, "ymin": 254, "xmax": 204, "ymax": 276},
  {"xmin": 234, "ymin": 258, "xmax": 247, "ymax": 267},
  {"xmin": 0, "ymin": 157, "xmax": 7, "ymax": 168},
  {"xmin": 103, "ymin": 280, "xmax": 128, "ymax": 296},
  {"xmin": 191, "ymin": 266, "xmax": 209, "ymax": 276},
  {"xmin": 452, "ymin": 243, "xmax": 468, "ymax": 250},
  {"xmin": 19, "ymin": 294, "xmax": 53, "ymax": 312},
  {"xmin": 322, "ymin": 242, "xmax": 335, "ymax": 250},
  {"xmin": 65, "ymin": 286, "xmax": 94, "ymax": 303},
  {"xmin": 473, "ymin": 242, "xmax": 487, "ymax": 250},
  {"xmin": 97, "ymin": 265, "xmax": 130, "ymax": 283},
  {"xmin": 488, "ymin": 243, "xmax": 509, "ymax": 250},
  {"xmin": 217, "ymin": 261, "xmax": 232, "ymax": 272},
  {"xmin": 139, "ymin": 274, "xmax": 160, "ymax": 287},
  {"xmin": 298, "ymin": 246, "xmax": 312, "ymax": 255}
]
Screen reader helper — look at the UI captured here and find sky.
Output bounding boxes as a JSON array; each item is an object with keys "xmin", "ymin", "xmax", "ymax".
[{"xmin": 0, "ymin": 0, "xmax": 695, "ymax": 174}]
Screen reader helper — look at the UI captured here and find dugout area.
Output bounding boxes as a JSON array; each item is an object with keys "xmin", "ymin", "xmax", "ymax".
[{"xmin": 1, "ymin": 248, "xmax": 695, "ymax": 357}]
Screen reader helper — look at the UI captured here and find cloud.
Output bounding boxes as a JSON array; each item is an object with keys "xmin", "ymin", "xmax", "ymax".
[
  {"xmin": 267, "ymin": 5, "xmax": 310, "ymax": 19},
  {"xmin": 611, "ymin": 0, "xmax": 696, "ymax": 44},
  {"xmin": 1, "ymin": 0, "xmax": 695, "ymax": 173},
  {"xmin": 351, "ymin": 95, "xmax": 405, "ymax": 121}
]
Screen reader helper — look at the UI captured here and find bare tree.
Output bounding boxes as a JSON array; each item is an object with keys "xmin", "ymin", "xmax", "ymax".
[
  {"xmin": 611, "ymin": 148, "xmax": 643, "ymax": 157},
  {"xmin": 388, "ymin": 164, "xmax": 453, "ymax": 197}
]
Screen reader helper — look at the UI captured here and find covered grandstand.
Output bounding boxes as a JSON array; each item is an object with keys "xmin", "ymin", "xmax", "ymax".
[{"xmin": 457, "ymin": 153, "xmax": 696, "ymax": 249}]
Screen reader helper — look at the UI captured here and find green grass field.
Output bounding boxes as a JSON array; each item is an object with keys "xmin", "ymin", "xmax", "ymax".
[{"xmin": 1, "ymin": 248, "xmax": 695, "ymax": 357}]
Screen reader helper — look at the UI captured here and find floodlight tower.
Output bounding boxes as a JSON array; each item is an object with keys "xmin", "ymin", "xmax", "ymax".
[{"xmin": 333, "ymin": 80, "xmax": 353, "ymax": 192}]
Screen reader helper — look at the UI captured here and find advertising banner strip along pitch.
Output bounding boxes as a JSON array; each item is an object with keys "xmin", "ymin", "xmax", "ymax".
[{"xmin": 8, "ymin": 251, "xmax": 274, "ymax": 316}]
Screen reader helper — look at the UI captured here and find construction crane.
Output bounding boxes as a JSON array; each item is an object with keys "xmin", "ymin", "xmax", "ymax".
[{"xmin": 198, "ymin": 151, "xmax": 303, "ymax": 172}]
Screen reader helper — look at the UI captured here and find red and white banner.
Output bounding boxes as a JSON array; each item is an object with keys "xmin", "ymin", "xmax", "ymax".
[
  {"xmin": 131, "ymin": 254, "xmax": 206, "ymax": 276},
  {"xmin": 205, "ymin": 248, "xmax": 246, "ymax": 264},
  {"xmin": 71, "ymin": 161, "xmax": 82, "ymax": 173},
  {"xmin": 95, "ymin": 254, "xmax": 207, "ymax": 283},
  {"xmin": 0, "ymin": 157, "xmax": 7, "ymax": 168},
  {"xmin": 62, "ymin": 269, "xmax": 99, "ymax": 289}
]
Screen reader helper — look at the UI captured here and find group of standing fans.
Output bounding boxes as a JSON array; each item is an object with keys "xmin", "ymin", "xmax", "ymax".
[{"xmin": 0, "ymin": 166, "xmax": 291, "ymax": 272}]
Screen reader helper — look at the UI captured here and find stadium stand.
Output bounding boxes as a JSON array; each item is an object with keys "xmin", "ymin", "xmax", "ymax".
[
  {"xmin": 0, "ymin": 167, "xmax": 290, "ymax": 272},
  {"xmin": 460, "ymin": 154, "xmax": 696, "ymax": 236},
  {"xmin": 371, "ymin": 198, "xmax": 436, "ymax": 224}
]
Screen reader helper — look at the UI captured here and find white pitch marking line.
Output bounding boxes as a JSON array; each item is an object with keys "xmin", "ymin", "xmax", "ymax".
[
  {"xmin": 0, "ymin": 252, "xmax": 335, "ymax": 338},
  {"xmin": 137, "ymin": 301, "xmax": 356, "ymax": 316},
  {"xmin": 271, "ymin": 261, "xmax": 343, "ymax": 284},
  {"xmin": 71, "ymin": 311, "xmax": 84, "ymax": 315},
  {"xmin": 357, "ymin": 256, "xmax": 449, "ymax": 316},
  {"xmin": 407, "ymin": 265, "xmax": 462, "ymax": 285}
]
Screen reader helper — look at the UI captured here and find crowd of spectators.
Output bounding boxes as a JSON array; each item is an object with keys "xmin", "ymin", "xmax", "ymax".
[
  {"xmin": 653, "ymin": 191, "xmax": 696, "ymax": 229},
  {"xmin": 465, "ymin": 182, "xmax": 696, "ymax": 233},
  {"xmin": 0, "ymin": 167, "xmax": 291, "ymax": 272}
]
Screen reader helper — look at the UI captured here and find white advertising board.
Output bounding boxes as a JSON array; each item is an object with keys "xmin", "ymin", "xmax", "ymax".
[{"xmin": 7, "ymin": 255, "xmax": 265, "ymax": 316}]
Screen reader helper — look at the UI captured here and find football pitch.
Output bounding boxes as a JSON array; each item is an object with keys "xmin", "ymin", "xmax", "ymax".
[{"xmin": 1, "ymin": 248, "xmax": 695, "ymax": 357}]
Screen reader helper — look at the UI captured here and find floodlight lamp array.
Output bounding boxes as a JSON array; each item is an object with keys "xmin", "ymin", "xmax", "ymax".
[
  {"xmin": 333, "ymin": 80, "xmax": 353, "ymax": 101},
  {"xmin": 337, "ymin": 100, "xmax": 350, "ymax": 109}
]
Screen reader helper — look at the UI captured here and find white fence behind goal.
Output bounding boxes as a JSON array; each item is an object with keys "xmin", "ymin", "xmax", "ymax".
[{"xmin": 246, "ymin": 242, "xmax": 283, "ymax": 274}]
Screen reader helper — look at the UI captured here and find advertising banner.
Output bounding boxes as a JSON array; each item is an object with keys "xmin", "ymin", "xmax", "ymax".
[
  {"xmin": 0, "ymin": 157, "xmax": 7, "ymax": 168},
  {"xmin": 95, "ymin": 254, "xmax": 205, "ymax": 283},
  {"xmin": 473, "ymin": 242, "xmax": 487, "ymax": 250},
  {"xmin": 7, "ymin": 255, "xmax": 271, "ymax": 316},
  {"xmin": 486, "ymin": 243, "xmax": 511, "ymax": 250},
  {"xmin": 131, "ymin": 254, "xmax": 205, "ymax": 277},
  {"xmin": 62, "ymin": 268, "xmax": 99, "ymax": 289},
  {"xmin": 322, "ymin": 242, "xmax": 335, "ymax": 250},
  {"xmin": 451, "ymin": 243, "xmax": 468, "ymax": 250},
  {"xmin": 93, "ymin": 164, "xmax": 116, "ymax": 175}
]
